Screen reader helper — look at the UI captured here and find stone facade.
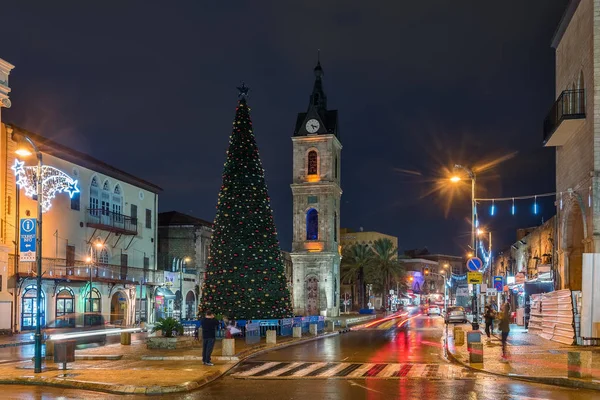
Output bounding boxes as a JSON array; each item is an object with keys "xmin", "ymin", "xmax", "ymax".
[{"xmin": 290, "ymin": 62, "xmax": 341, "ymax": 317}]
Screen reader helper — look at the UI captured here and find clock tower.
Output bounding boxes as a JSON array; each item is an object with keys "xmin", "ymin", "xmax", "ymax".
[{"xmin": 290, "ymin": 61, "xmax": 342, "ymax": 317}]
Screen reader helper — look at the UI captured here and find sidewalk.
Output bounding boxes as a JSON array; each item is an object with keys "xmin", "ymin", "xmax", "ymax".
[
  {"xmin": 0, "ymin": 329, "xmax": 344, "ymax": 394},
  {"xmin": 446, "ymin": 322, "xmax": 600, "ymax": 391},
  {"xmin": 0, "ymin": 332, "xmax": 34, "ymax": 348}
]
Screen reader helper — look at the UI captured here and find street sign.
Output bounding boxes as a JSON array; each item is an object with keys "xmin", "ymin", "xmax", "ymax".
[
  {"xmin": 19, "ymin": 218, "xmax": 36, "ymax": 262},
  {"xmin": 466, "ymin": 257, "xmax": 483, "ymax": 272},
  {"xmin": 467, "ymin": 272, "xmax": 483, "ymax": 284},
  {"xmin": 486, "ymin": 288, "xmax": 497, "ymax": 296},
  {"xmin": 493, "ymin": 276, "xmax": 503, "ymax": 292},
  {"xmin": 456, "ymin": 287, "xmax": 469, "ymax": 296}
]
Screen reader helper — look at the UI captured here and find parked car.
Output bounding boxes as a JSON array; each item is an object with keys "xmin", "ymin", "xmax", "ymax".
[
  {"xmin": 444, "ymin": 306, "xmax": 468, "ymax": 324},
  {"xmin": 41, "ymin": 313, "xmax": 108, "ymax": 345},
  {"xmin": 427, "ymin": 305, "xmax": 441, "ymax": 316}
]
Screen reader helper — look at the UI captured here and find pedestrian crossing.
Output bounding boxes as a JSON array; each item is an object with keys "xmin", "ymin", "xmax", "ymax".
[{"xmin": 231, "ymin": 361, "xmax": 477, "ymax": 380}]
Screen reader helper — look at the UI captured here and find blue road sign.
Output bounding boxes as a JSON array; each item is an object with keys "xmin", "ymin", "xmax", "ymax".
[
  {"xmin": 19, "ymin": 218, "xmax": 36, "ymax": 262},
  {"xmin": 493, "ymin": 276, "xmax": 503, "ymax": 292},
  {"xmin": 466, "ymin": 257, "xmax": 483, "ymax": 272}
]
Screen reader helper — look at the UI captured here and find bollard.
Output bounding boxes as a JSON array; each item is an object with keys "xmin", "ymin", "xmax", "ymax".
[
  {"xmin": 266, "ymin": 330, "xmax": 277, "ymax": 344},
  {"xmin": 568, "ymin": 351, "xmax": 592, "ymax": 379},
  {"xmin": 120, "ymin": 332, "xmax": 131, "ymax": 345},
  {"xmin": 222, "ymin": 338, "xmax": 235, "ymax": 356},
  {"xmin": 469, "ymin": 342, "xmax": 483, "ymax": 364},
  {"xmin": 293, "ymin": 326, "xmax": 302, "ymax": 338},
  {"xmin": 45, "ymin": 339, "xmax": 54, "ymax": 358},
  {"xmin": 328, "ymin": 320, "xmax": 336, "ymax": 332},
  {"xmin": 454, "ymin": 328, "xmax": 465, "ymax": 346},
  {"xmin": 309, "ymin": 323, "xmax": 318, "ymax": 336}
]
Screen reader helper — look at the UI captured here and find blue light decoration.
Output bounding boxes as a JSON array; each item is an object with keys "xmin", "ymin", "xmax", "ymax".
[
  {"xmin": 511, "ymin": 198, "xmax": 515, "ymax": 215},
  {"xmin": 12, "ymin": 159, "xmax": 80, "ymax": 213},
  {"xmin": 533, "ymin": 196, "xmax": 538, "ymax": 215},
  {"xmin": 490, "ymin": 200, "xmax": 495, "ymax": 216}
]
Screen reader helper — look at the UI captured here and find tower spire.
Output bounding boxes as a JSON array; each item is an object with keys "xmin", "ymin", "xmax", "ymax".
[{"xmin": 309, "ymin": 53, "xmax": 327, "ymax": 113}]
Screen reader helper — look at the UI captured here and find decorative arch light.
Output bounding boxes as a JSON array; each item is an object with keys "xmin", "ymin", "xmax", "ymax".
[{"xmin": 12, "ymin": 159, "xmax": 80, "ymax": 213}]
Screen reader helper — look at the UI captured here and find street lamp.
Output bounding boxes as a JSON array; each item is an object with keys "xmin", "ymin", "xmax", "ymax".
[
  {"xmin": 174, "ymin": 256, "xmax": 191, "ymax": 321},
  {"xmin": 86, "ymin": 239, "xmax": 104, "ymax": 319},
  {"xmin": 15, "ymin": 135, "xmax": 43, "ymax": 374},
  {"xmin": 451, "ymin": 164, "xmax": 476, "ymax": 257}
]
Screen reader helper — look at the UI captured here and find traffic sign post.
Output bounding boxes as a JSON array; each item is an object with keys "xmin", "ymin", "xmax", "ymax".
[
  {"xmin": 465, "ymin": 257, "xmax": 483, "ymax": 331},
  {"xmin": 467, "ymin": 272, "xmax": 483, "ymax": 284},
  {"xmin": 493, "ymin": 276, "xmax": 503, "ymax": 292},
  {"xmin": 466, "ymin": 257, "xmax": 483, "ymax": 272}
]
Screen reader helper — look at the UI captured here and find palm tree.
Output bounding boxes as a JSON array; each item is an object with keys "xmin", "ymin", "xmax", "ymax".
[
  {"xmin": 341, "ymin": 243, "xmax": 374, "ymax": 309},
  {"xmin": 371, "ymin": 238, "xmax": 404, "ymax": 310}
]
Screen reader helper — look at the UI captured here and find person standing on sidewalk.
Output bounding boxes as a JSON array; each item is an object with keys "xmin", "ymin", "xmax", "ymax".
[
  {"xmin": 498, "ymin": 302, "xmax": 511, "ymax": 362},
  {"xmin": 484, "ymin": 305, "xmax": 496, "ymax": 341},
  {"xmin": 201, "ymin": 310, "xmax": 220, "ymax": 366}
]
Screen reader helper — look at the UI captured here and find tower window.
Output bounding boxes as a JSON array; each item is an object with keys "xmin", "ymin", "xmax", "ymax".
[
  {"xmin": 306, "ymin": 208, "xmax": 319, "ymax": 241},
  {"xmin": 308, "ymin": 151, "xmax": 318, "ymax": 175}
]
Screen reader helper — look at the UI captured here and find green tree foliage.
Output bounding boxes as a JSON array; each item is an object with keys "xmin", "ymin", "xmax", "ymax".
[
  {"xmin": 341, "ymin": 243, "xmax": 373, "ymax": 309},
  {"xmin": 152, "ymin": 317, "xmax": 184, "ymax": 338},
  {"xmin": 371, "ymin": 238, "xmax": 405, "ymax": 307},
  {"xmin": 201, "ymin": 96, "xmax": 292, "ymax": 319}
]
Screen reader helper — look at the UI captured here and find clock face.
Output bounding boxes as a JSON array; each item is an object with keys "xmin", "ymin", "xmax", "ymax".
[{"xmin": 305, "ymin": 119, "xmax": 320, "ymax": 134}]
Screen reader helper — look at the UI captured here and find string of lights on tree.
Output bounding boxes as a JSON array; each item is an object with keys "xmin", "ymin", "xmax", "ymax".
[
  {"xmin": 200, "ymin": 85, "xmax": 292, "ymax": 319},
  {"xmin": 12, "ymin": 159, "xmax": 80, "ymax": 213}
]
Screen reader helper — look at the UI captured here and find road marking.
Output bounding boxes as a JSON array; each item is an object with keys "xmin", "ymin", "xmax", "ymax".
[
  {"xmin": 230, "ymin": 362, "xmax": 478, "ymax": 380},
  {"xmin": 348, "ymin": 381, "xmax": 384, "ymax": 394}
]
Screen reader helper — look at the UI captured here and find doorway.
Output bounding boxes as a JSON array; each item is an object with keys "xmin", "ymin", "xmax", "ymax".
[
  {"xmin": 110, "ymin": 292, "xmax": 127, "ymax": 325},
  {"xmin": 306, "ymin": 276, "xmax": 319, "ymax": 316}
]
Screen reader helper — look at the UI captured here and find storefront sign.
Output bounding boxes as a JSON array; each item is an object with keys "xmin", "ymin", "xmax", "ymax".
[
  {"xmin": 19, "ymin": 218, "xmax": 36, "ymax": 262},
  {"xmin": 486, "ymin": 288, "xmax": 497, "ymax": 296}
]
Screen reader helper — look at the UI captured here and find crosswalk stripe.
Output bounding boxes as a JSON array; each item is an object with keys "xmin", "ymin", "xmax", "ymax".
[
  {"xmin": 279, "ymin": 362, "xmax": 313, "ymax": 377},
  {"xmin": 292, "ymin": 362, "xmax": 328, "ymax": 377},
  {"xmin": 363, "ymin": 363, "xmax": 387, "ymax": 377},
  {"xmin": 305, "ymin": 363, "xmax": 338, "ymax": 377},
  {"xmin": 377, "ymin": 363, "xmax": 400, "ymax": 378},
  {"xmin": 335, "ymin": 363, "xmax": 363, "ymax": 377},
  {"xmin": 270, "ymin": 362, "xmax": 305, "ymax": 376},
  {"xmin": 347, "ymin": 363, "xmax": 375, "ymax": 378},
  {"xmin": 406, "ymin": 363, "xmax": 426, "ymax": 378},
  {"xmin": 393, "ymin": 363, "xmax": 412, "ymax": 377},
  {"xmin": 321, "ymin": 362, "xmax": 350, "ymax": 377},
  {"xmin": 236, "ymin": 361, "xmax": 279, "ymax": 377},
  {"xmin": 253, "ymin": 362, "xmax": 291, "ymax": 377}
]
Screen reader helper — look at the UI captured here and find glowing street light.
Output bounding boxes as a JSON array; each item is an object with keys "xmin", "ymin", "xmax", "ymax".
[{"xmin": 450, "ymin": 176, "xmax": 461, "ymax": 183}]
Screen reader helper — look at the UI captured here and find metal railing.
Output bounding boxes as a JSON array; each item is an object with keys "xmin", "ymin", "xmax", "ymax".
[
  {"xmin": 543, "ymin": 89, "xmax": 586, "ymax": 144},
  {"xmin": 11, "ymin": 255, "xmax": 155, "ymax": 284},
  {"xmin": 86, "ymin": 208, "xmax": 138, "ymax": 235}
]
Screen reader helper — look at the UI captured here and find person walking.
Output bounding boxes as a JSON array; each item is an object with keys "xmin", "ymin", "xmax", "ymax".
[
  {"xmin": 498, "ymin": 302, "xmax": 511, "ymax": 362},
  {"xmin": 484, "ymin": 305, "xmax": 496, "ymax": 341},
  {"xmin": 201, "ymin": 310, "xmax": 220, "ymax": 366}
]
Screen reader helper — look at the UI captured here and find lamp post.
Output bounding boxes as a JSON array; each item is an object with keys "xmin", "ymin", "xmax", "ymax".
[
  {"xmin": 174, "ymin": 256, "xmax": 191, "ymax": 320},
  {"xmin": 451, "ymin": 164, "xmax": 479, "ymax": 329},
  {"xmin": 85, "ymin": 239, "xmax": 104, "ymax": 319},
  {"xmin": 15, "ymin": 135, "xmax": 43, "ymax": 374}
]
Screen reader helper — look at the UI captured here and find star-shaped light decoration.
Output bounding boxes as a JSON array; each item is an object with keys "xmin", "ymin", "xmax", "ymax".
[
  {"xmin": 237, "ymin": 83, "xmax": 250, "ymax": 99},
  {"xmin": 65, "ymin": 180, "xmax": 80, "ymax": 198},
  {"xmin": 11, "ymin": 159, "xmax": 25, "ymax": 175}
]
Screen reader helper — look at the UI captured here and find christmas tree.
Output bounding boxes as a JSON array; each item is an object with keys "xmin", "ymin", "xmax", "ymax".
[{"xmin": 201, "ymin": 85, "xmax": 293, "ymax": 320}]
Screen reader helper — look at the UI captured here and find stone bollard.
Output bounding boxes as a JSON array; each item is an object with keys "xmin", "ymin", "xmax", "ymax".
[
  {"xmin": 222, "ymin": 338, "xmax": 236, "ymax": 356},
  {"xmin": 120, "ymin": 332, "xmax": 131, "ymax": 345},
  {"xmin": 329, "ymin": 320, "xmax": 336, "ymax": 332},
  {"xmin": 568, "ymin": 351, "xmax": 592, "ymax": 379},
  {"xmin": 454, "ymin": 327, "xmax": 465, "ymax": 346},
  {"xmin": 293, "ymin": 326, "xmax": 302, "ymax": 338},
  {"xmin": 309, "ymin": 323, "xmax": 318, "ymax": 336},
  {"xmin": 45, "ymin": 340, "xmax": 54, "ymax": 358},
  {"xmin": 266, "ymin": 330, "xmax": 277, "ymax": 344},
  {"xmin": 469, "ymin": 342, "xmax": 484, "ymax": 364}
]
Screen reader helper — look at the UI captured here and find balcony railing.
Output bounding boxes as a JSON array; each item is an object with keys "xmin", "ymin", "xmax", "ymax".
[
  {"xmin": 543, "ymin": 89, "xmax": 586, "ymax": 146},
  {"xmin": 11, "ymin": 255, "xmax": 155, "ymax": 284},
  {"xmin": 86, "ymin": 208, "xmax": 138, "ymax": 235}
]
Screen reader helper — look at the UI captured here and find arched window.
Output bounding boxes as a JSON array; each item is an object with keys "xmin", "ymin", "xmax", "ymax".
[
  {"xmin": 90, "ymin": 176, "xmax": 99, "ymax": 216},
  {"xmin": 91, "ymin": 247, "xmax": 109, "ymax": 264},
  {"xmin": 306, "ymin": 208, "xmax": 319, "ymax": 240},
  {"xmin": 577, "ymin": 71, "xmax": 585, "ymax": 113},
  {"xmin": 101, "ymin": 180, "xmax": 111, "ymax": 219},
  {"xmin": 84, "ymin": 287, "xmax": 101, "ymax": 313},
  {"xmin": 21, "ymin": 285, "xmax": 45, "ymax": 329},
  {"xmin": 55, "ymin": 287, "xmax": 74, "ymax": 325},
  {"xmin": 307, "ymin": 151, "xmax": 318, "ymax": 175},
  {"xmin": 113, "ymin": 184, "xmax": 123, "ymax": 224}
]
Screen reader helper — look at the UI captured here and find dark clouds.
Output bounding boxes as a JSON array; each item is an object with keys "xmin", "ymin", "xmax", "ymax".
[{"xmin": 2, "ymin": 0, "xmax": 569, "ymax": 254}]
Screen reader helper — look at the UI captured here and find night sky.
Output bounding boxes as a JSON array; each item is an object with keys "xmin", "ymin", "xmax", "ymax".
[{"xmin": 2, "ymin": 1, "xmax": 569, "ymax": 255}]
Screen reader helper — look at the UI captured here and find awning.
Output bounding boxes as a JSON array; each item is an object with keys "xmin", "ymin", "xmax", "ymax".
[{"xmin": 155, "ymin": 287, "xmax": 176, "ymax": 299}]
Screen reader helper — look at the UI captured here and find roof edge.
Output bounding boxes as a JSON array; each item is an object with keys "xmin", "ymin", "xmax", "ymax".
[{"xmin": 551, "ymin": 0, "xmax": 581, "ymax": 49}]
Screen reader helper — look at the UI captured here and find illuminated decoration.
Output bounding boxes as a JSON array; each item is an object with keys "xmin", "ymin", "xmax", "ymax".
[
  {"xmin": 512, "ymin": 198, "xmax": 516, "ymax": 215},
  {"xmin": 490, "ymin": 200, "xmax": 495, "ymax": 216},
  {"xmin": 533, "ymin": 196, "xmax": 538, "ymax": 215},
  {"xmin": 200, "ymin": 89, "xmax": 292, "ymax": 319},
  {"xmin": 12, "ymin": 159, "xmax": 80, "ymax": 213}
]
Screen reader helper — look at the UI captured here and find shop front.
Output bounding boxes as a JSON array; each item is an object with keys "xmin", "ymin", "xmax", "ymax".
[{"xmin": 154, "ymin": 286, "xmax": 175, "ymax": 321}]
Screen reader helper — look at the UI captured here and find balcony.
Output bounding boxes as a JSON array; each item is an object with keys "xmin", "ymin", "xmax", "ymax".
[
  {"xmin": 86, "ymin": 208, "xmax": 138, "ymax": 235},
  {"xmin": 11, "ymin": 255, "xmax": 155, "ymax": 284},
  {"xmin": 543, "ymin": 89, "xmax": 586, "ymax": 147}
]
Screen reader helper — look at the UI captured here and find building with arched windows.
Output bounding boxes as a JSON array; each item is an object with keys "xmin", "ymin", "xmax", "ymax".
[
  {"xmin": 543, "ymin": 0, "xmax": 600, "ymax": 341},
  {"xmin": 0, "ymin": 64, "xmax": 161, "ymax": 332},
  {"xmin": 290, "ymin": 60, "xmax": 342, "ymax": 317}
]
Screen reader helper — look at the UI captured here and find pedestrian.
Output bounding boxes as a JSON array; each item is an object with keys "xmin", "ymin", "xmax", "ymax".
[
  {"xmin": 201, "ymin": 310, "xmax": 220, "ymax": 366},
  {"xmin": 498, "ymin": 302, "xmax": 511, "ymax": 362},
  {"xmin": 484, "ymin": 305, "xmax": 496, "ymax": 341}
]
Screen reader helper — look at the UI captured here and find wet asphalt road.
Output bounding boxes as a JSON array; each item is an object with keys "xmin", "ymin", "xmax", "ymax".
[{"xmin": 0, "ymin": 317, "xmax": 599, "ymax": 399}]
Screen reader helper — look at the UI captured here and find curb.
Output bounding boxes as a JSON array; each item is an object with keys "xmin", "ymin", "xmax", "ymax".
[
  {"xmin": 0, "ymin": 341, "xmax": 34, "ymax": 349},
  {"xmin": 0, "ymin": 328, "xmax": 352, "ymax": 395},
  {"xmin": 444, "ymin": 332, "xmax": 600, "ymax": 391}
]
